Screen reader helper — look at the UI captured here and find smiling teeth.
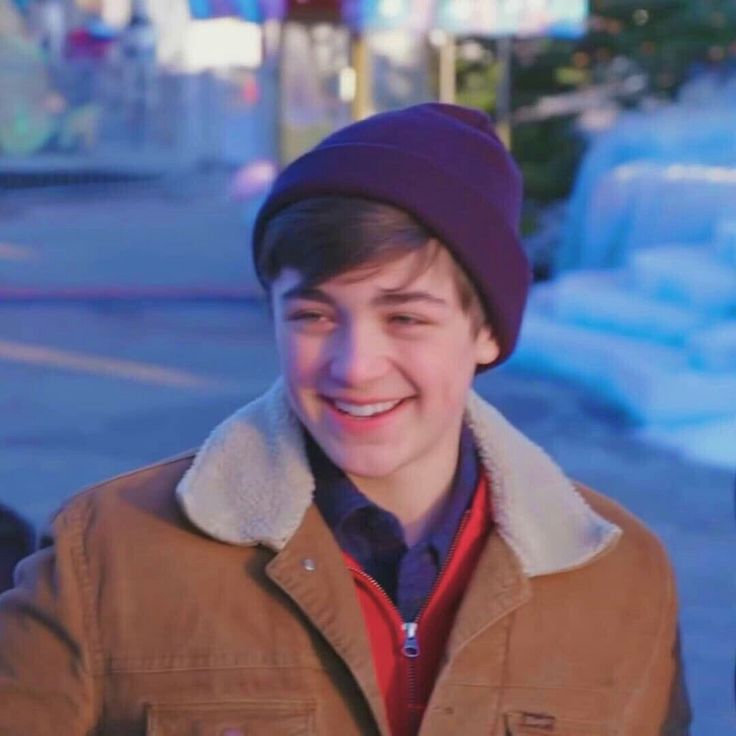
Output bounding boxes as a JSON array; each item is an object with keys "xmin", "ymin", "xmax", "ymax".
[{"xmin": 333, "ymin": 399, "xmax": 402, "ymax": 417}]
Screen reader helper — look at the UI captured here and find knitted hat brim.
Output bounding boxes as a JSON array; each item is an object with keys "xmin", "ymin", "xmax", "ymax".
[{"xmin": 253, "ymin": 143, "xmax": 531, "ymax": 368}]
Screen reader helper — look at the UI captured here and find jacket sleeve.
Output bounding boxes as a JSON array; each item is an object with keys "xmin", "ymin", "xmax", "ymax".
[
  {"xmin": 0, "ymin": 500, "xmax": 100, "ymax": 735},
  {"xmin": 620, "ymin": 546, "xmax": 692, "ymax": 736},
  {"xmin": 659, "ymin": 630, "xmax": 692, "ymax": 736}
]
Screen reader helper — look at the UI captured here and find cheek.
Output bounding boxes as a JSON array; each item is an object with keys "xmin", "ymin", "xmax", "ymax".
[
  {"xmin": 403, "ymin": 340, "xmax": 476, "ymax": 398},
  {"xmin": 276, "ymin": 332, "xmax": 320, "ymax": 386},
  {"xmin": 432, "ymin": 335, "xmax": 479, "ymax": 397}
]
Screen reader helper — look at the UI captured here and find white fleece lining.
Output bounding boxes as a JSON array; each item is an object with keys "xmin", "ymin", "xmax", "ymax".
[{"xmin": 176, "ymin": 378, "xmax": 621, "ymax": 576}]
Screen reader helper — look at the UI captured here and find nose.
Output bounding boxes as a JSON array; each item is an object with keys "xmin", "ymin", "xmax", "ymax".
[{"xmin": 325, "ymin": 319, "xmax": 390, "ymax": 386}]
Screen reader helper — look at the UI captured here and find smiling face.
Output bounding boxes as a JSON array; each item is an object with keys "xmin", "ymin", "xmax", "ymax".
[{"xmin": 271, "ymin": 243, "xmax": 499, "ymax": 491}]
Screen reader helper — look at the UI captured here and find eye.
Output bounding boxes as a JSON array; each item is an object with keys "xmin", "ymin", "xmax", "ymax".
[
  {"xmin": 389, "ymin": 313, "xmax": 428, "ymax": 327},
  {"xmin": 287, "ymin": 310, "xmax": 325, "ymax": 322},
  {"xmin": 285, "ymin": 309, "xmax": 335, "ymax": 330}
]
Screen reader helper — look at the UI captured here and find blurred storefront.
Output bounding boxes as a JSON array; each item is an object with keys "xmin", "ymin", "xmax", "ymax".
[
  {"xmin": 0, "ymin": 0, "xmax": 588, "ymax": 175},
  {"xmin": 277, "ymin": 0, "xmax": 436, "ymax": 162},
  {"xmin": 0, "ymin": 0, "xmax": 273, "ymax": 174}
]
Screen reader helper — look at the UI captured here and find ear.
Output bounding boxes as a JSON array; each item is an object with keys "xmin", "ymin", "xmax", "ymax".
[{"xmin": 473, "ymin": 325, "xmax": 500, "ymax": 367}]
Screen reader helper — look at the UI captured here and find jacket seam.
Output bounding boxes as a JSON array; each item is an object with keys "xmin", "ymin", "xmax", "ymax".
[
  {"xmin": 69, "ymin": 501, "xmax": 105, "ymax": 674},
  {"xmin": 106, "ymin": 662, "xmax": 327, "ymax": 674},
  {"xmin": 490, "ymin": 609, "xmax": 516, "ymax": 734},
  {"xmin": 63, "ymin": 497, "xmax": 106, "ymax": 725},
  {"xmin": 620, "ymin": 537, "xmax": 674, "ymax": 728},
  {"xmin": 489, "ymin": 683, "xmax": 631, "ymax": 694}
]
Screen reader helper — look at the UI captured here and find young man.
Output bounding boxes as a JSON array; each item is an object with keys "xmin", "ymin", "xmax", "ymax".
[{"xmin": 0, "ymin": 104, "xmax": 689, "ymax": 735}]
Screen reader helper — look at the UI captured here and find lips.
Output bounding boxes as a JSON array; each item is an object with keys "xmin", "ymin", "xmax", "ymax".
[
  {"xmin": 331, "ymin": 398, "xmax": 402, "ymax": 417},
  {"xmin": 320, "ymin": 395, "xmax": 413, "ymax": 421}
]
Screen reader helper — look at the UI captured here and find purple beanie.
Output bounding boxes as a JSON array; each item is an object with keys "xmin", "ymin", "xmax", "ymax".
[{"xmin": 252, "ymin": 102, "xmax": 531, "ymax": 367}]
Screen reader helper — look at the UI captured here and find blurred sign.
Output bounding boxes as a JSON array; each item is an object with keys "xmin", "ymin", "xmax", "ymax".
[
  {"xmin": 342, "ymin": 0, "xmax": 414, "ymax": 31},
  {"xmin": 286, "ymin": 0, "xmax": 341, "ymax": 23},
  {"xmin": 185, "ymin": 0, "xmax": 587, "ymax": 35},
  {"xmin": 189, "ymin": 0, "xmax": 263, "ymax": 21},
  {"xmin": 435, "ymin": 0, "xmax": 588, "ymax": 38},
  {"xmin": 182, "ymin": 17, "xmax": 263, "ymax": 69}
]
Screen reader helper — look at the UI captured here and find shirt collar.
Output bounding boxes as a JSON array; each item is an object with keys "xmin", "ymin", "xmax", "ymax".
[
  {"xmin": 307, "ymin": 424, "xmax": 479, "ymax": 557},
  {"xmin": 305, "ymin": 433, "xmax": 371, "ymax": 536},
  {"xmin": 431, "ymin": 424, "xmax": 479, "ymax": 561}
]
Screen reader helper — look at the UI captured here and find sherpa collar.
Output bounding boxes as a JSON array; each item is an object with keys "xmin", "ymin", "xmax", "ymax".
[{"xmin": 176, "ymin": 379, "xmax": 621, "ymax": 577}]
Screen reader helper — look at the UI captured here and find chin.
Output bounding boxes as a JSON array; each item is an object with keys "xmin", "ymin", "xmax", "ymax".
[{"xmin": 325, "ymin": 444, "xmax": 405, "ymax": 481}]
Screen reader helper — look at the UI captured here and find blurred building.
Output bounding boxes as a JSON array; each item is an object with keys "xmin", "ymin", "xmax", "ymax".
[
  {"xmin": 0, "ymin": 0, "xmax": 270, "ymax": 168},
  {"xmin": 0, "ymin": 0, "xmax": 588, "ymax": 172}
]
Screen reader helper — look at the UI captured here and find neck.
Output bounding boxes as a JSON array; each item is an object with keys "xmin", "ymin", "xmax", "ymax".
[{"xmin": 347, "ymin": 427, "xmax": 462, "ymax": 547}]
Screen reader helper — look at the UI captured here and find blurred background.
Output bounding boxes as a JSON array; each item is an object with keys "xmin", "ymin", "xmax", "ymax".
[{"xmin": 1, "ymin": 1, "xmax": 735, "ymax": 733}]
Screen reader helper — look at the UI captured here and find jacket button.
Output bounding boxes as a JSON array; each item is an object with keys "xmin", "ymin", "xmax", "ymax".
[{"xmin": 302, "ymin": 558, "xmax": 316, "ymax": 572}]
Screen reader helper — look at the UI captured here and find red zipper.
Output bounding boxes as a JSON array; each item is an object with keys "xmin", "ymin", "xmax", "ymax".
[
  {"xmin": 403, "ymin": 509, "xmax": 471, "ymax": 719},
  {"xmin": 347, "ymin": 566, "xmax": 420, "ymax": 732},
  {"xmin": 346, "ymin": 508, "xmax": 472, "ymax": 728}
]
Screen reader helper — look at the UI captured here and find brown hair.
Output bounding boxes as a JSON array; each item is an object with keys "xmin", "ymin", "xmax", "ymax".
[{"xmin": 257, "ymin": 196, "xmax": 487, "ymax": 332}]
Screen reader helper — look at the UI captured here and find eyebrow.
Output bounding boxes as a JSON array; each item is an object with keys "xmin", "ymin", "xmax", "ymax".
[
  {"xmin": 281, "ymin": 285, "xmax": 335, "ymax": 305},
  {"xmin": 281, "ymin": 286, "xmax": 448, "ymax": 308},
  {"xmin": 372, "ymin": 291, "xmax": 448, "ymax": 308}
]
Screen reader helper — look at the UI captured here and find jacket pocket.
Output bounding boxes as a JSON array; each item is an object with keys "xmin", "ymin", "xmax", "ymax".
[
  {"xmin": 503, "ymin": 710, "xmax": 609, "ymax": 736},
  {"xmin": 146, "ymin": 699, "xmax": 316, "ymax": 736}
]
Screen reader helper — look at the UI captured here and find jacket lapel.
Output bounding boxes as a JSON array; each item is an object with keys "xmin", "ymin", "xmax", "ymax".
[
  {"xmin": 444, "ymin": 531, "xmax": 531, "ymax": 664},
  {"xmin": 464, "ymin": 392, "xmax": 620, "ymax": 576},
  {"xmin": 265, "ymin": 505, "xmax": 392, "ymax": 736},
  {"xmin": 420, "ymin": 532, "xmax": 531, "ymax": 736}
]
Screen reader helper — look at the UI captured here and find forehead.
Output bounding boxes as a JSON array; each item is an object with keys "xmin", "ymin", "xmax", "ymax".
[{"xmin": 273, "ymin": 247, "xmax": 460, "ymax": 302}]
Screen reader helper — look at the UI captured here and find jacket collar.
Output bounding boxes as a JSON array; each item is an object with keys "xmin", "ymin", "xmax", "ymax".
[{"xmin": 176, "ymin": 379, "xmax": 621, "ymax": 577}]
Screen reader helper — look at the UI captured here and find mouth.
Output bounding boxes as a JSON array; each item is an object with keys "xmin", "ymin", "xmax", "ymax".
[{"xmin": 322, "ymin": 396, "xmax": 412, "ymax": 419}]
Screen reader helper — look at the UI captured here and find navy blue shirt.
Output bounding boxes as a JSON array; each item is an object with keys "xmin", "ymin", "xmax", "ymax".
[{"xmin": 307, "ymin": 426, "xmax": 479, "ymax": 622}]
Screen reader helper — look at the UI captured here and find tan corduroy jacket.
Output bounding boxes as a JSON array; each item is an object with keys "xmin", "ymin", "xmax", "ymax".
[{"xmin": 0, "ymin": 381, "xmax": 690, "ymax": 735}]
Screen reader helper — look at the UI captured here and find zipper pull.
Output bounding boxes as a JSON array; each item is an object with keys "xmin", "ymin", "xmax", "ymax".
[{"xmin": 402, "ymin": 622, "xmax": 420, "ymax": 658}]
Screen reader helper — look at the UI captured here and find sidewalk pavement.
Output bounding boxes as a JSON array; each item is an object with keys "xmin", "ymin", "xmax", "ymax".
[
  {"xmin": 0, "ymin": 170, "xmax": 261, "ymax": 298},
  {"xmin": 0, "ymin": 146, "xmax": 196, "ymax": 183},
  {"xmin": 0, "ymin": 177, "xmax": 734, "ymax": 734}
]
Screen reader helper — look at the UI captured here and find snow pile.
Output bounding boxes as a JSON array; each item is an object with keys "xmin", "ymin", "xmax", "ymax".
[
  {"xmin": 532, "ymin": 75, "xmax": 736, "ymax": 468},
  {"xmin": 688, "ymin": 322, "xmax": 736, "ymax": 372},
  {"xmin": 628, "ymin": 244, "xmax": 736, "ymax": 315},
  {"xmin": 512, "ymin": 237, "xmax": 736, "ymax": 469},
  {"xmin": 542, "ymin": 269, "xmax": 704, "ymax": 343},
  {"xmin": 715, "ymin": 219, "xmax": 736, "ymax": 267},
  {"xmin": 558, "ymin": 73, "xmax": 736, "ymax": 273}
]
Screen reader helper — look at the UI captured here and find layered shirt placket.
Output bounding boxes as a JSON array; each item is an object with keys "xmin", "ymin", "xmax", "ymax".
[{"xmin": 308, "ymin": 425, "xmax": 480, "ymax": 622}]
